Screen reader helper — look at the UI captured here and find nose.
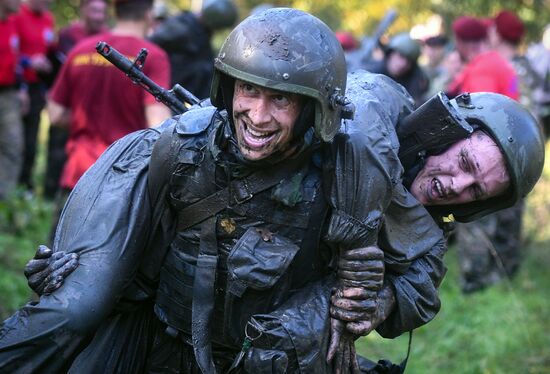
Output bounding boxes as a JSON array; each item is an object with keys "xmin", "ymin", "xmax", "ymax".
[
  {"xmin": 247, "ymin": 96, "xmax": 272, "ymax": 126},
  {"xmin": 451, "ymin": 173, "xmax": 476, "ymax": 196}
]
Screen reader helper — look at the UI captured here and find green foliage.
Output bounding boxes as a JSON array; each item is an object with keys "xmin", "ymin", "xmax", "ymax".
[
  {"xmin": 49, "ymin": 0, "xmax": 550, "ymax": 44},
  {"xmin": 0, "ymin": 190, "xmax": 53, "ymax": 319}
]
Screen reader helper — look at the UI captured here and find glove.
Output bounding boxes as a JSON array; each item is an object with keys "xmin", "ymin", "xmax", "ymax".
[
  {"xmin": 327, "ymin": 245, "xmax": 385, "ymax": 372},
  {"xmin": 24, "ymin": 245, "xmax": 79, "ymax": 295}
]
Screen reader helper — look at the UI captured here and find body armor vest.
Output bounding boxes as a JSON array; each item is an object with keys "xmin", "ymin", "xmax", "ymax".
[{"xmin": 153, "ymin": 111, "xmax": 332, "ymax": 349}]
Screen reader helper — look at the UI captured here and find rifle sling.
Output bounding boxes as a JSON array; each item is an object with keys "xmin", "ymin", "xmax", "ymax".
[{"xmin": 176, "ymin": 153, "xmax": 310, "ymax": 232}]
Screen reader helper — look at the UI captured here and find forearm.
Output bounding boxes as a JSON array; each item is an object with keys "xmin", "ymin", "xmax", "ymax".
[{"xmin": 376, "ymin": 238, "xmax": 447, "ymax": 338}]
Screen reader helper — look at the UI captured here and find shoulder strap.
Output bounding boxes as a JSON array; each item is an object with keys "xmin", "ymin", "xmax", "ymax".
[{"xmin": 176, "ymin": 150, "xmax": 312, "ymax": 232}]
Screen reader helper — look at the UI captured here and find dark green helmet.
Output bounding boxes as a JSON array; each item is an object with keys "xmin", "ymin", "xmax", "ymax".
[
  {"xmin": 449, "ymin": 92, "xmax": 545, "ymax": 222},
  {"xmin": 387, "ymin": 32, "xmax": 421, "ymax": 62},
  {"xmin": 211, "ymin": 7, "xmax": 348, "ymax": 142},
  {"xmin": 201, "ymin": 0, "xmax": 238, "ymax": 30}
]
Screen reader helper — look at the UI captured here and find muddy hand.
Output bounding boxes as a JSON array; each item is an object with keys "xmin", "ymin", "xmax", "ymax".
[{"xmin": 24, "ymin": 245, "xmax": 79, "ymax": 295}]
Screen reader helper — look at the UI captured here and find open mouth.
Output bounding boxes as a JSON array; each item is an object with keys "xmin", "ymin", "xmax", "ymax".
[
  {"xmin": 241, "ymin": 122, "xmax": 278, "ymax": 149},
  {"xmin": 431, "ymin": 178, "xmax": 445, "ymax": 199}
]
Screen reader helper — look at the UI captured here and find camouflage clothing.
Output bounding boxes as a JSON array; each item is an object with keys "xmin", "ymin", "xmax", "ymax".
[{"xmin": 456, "ymin": 199, "xmax": 524, "ymax": 293}]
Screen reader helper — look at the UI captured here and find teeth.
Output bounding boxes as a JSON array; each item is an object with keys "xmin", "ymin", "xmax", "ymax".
[
  {"xmin": 434, "ymin": 179, "xmax": 444, "ymax": 197},
  {"xmin": 246, "ymin": 126, "xmax": 273, "ymax": 138}
]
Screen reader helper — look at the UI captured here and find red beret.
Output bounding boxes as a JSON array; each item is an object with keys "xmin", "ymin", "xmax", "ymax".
[
  {"xmin": 452, "ymin": 16, "xmax": 487, "ymax": 41},
  {"xmin": 336, "ymin": 31, "xmax": 358, "ymax": 51},
  {"xmin": 494, "ymin": 10, "xmax": 525, "ymax": 43}
]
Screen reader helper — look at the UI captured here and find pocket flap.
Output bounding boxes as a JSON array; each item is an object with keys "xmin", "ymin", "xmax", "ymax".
[{"xmin": 227, "ymin": 227, "xmax": 300, "ymax": 291}]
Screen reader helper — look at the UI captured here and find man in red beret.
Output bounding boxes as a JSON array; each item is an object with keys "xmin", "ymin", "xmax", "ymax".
[
  {"xmin": 456, "ymin": 10, "xmax": 540, "ymax": 293},
  {"xmin": 448, "ymin": 15, "xmax": 523, "ymax": 293},
  {"xmin": 448, "ymin": 15, "xmax": 519, "ymax": 100}
]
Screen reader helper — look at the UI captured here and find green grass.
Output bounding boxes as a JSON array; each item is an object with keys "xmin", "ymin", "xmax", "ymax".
[{"xmin": 1, "ymin": 122, "xmax": 550, "ymax": 372}]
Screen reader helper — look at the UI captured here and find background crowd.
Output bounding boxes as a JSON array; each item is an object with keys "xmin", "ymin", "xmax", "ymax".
[{"xmin": 0, "ymin": 0, "xmax": 549, "ymax": 372}]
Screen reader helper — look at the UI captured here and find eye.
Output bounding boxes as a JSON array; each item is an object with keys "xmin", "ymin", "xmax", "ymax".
[
  {"xmin": 272, "ymin": 94, "xmax": 290, "ymax": 106},
  {"xmin": 238, "ymin": 82, "xmax": 257, "ymax": 95},
  {"xmin": 459, "ymin": 151, "xmax": 470, "ymax": 171}
]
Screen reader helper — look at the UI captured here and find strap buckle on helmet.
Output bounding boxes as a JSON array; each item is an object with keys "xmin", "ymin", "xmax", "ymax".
[
  {"xmin": 329, "ymin": 88, "xmax": 355, "ymax": 120},
  {"xmin": 455, "ymin": 92, "xmax": 475, "ymax": 109}
]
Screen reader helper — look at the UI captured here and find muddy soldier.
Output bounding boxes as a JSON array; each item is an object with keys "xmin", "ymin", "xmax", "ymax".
[{"xmin": 1, "ymin": 7, "xmax": 546, "ymax": 374}]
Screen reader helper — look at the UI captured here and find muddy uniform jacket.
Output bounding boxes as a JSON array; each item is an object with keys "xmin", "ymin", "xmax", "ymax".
[{"xmin": 0, "ymin": 71, "xmax": 446, "ymax": 373}]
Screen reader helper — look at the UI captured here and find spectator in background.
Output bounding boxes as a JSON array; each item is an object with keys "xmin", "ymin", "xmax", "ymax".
[
  {"xmin": 526, "ymin": 23, "xmax": 550, "ymax": 137},
  {"xmin": 367, "ymin": 32, "xmax": 430, "ymax": 106},
  {"xmin": 336, "ymin": 30, "xmax": 359, "ymax": 52},
  {"xmin": 488, "ymin": 10, "xmax": 539, "ymax": 112},
  {"xmin": 148, "ymin": 0, "xmax": 238, "ymax": 100},
  {"xmin": 421, "ymin": 34, "xmax": 453, "ymax": 100},
  {"xmin": 450, "ymin": 15, "xmax": 523, "ymax": 293},
  {"xmin": 44, "ymin": 0, "xmax": 109, "ymax": 199},
  {"xmin": 448, "ymin": 16, "xmax": 519, "ymax": 100},
  {"xmin": 0, "ymin": 0, "xmax": 24, "ymax": 199},
  {"xmin": 13, "ymin": 0, "xmax": 55, "ymax": 192},
  {"xmin": 57, "ymin": 0, "xmax": 109, "ymax": 55},
  {"xmin": 46, "ymin": 0, "xmax": 171, "ymax": 239}
]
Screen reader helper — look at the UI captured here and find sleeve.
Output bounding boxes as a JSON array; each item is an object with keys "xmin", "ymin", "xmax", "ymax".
[
  {"xmin": 48, "ymin": 53, "xmax": 72, "ymax": 107},
  {"xmin": 0, "ymin": 126, "xmax": 165, "ymax": 373},
  {"xmin": 375, "ymin": 184, "xmax": 448, "ymax": 338},
  {"xmin": 324, "ymin": 71, "xmax": 412, "ymax": 249}
]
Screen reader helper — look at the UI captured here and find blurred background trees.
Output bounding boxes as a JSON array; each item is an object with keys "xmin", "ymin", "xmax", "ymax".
[{"xmin": 50, "ymin": 0, "xmax": 550, "ymax": 45}]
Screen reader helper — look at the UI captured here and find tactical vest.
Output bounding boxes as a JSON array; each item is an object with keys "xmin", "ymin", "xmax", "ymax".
[{"xmin": 152, "ymin": 108, "xmax": 332, "ymax": 351}]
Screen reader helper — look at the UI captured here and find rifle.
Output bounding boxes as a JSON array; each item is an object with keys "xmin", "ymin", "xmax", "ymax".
[
  {"xmin": 95, "ymin": 41, "xmax": 199, "ymax": 114},
  {"xmin": 359, "ymin": 9, "xmax": 398, "ymax": 64}
]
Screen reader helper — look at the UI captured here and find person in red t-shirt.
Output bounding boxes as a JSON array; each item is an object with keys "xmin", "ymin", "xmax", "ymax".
[
  {"xmin": 448, "ymin": 16, "xmax": 519, "ymax": 100},
  {"xmin": 58, "ymin": 0, "xmax": 109, "ymax": 56},
  {"xmin": 13, "ymin": 0, "xmax": 55, "ymax": 191},
  {"xmin": 0, "ymin": 0, "xmax": 24, "ymax": 199},
  {"xmin": 44, "ymin": 0, "xmax": 109, "ymax": 199},
  {"xmin": 47, "ymin": 0, "xmax": 171, "ymax": 239}
]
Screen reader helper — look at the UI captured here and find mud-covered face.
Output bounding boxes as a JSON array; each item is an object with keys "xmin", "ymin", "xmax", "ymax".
[
  {"xmin": 232, "ymin": 79, "xmax": 302, "ymax": 161},
  {"xmin": 411, "ymin": 131, "xmax": 510, "ymax": 206}
]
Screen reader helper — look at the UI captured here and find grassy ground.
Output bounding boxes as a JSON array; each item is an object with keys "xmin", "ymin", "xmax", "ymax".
[{"xmin": 1, "ymin": 122, "xmax": 549, "ymax": 373}]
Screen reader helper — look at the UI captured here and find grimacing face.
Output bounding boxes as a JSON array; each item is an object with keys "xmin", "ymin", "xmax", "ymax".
[
  {"xmin": 410, "ymin": 130, "xmax": 510, "ymax": 206},
  {"xmin": 232, "ymin": 79, "xmax": 302, "ymax": 161}
]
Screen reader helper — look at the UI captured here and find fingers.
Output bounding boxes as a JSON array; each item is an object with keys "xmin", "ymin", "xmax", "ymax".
[
  {"xmin": 340, "ymin": 246, "xmax": 384, "ymax": 261},
  {"xmin": 24, "ymin": 259, "xmax": 49, "ymax": 277},
  {"xmin": 331, "ymin": 295, "xmax": 377, "ymax": 313},
  {"xmin": 330, "ymin": 305, "xmax": 371, "ymax": 322},
  {"xmin": 346, "ymin": 320, "xmax": 375, "ymax": 336},
  {"xmin": 339, "ymin": 287, "xmax": 376, "ymax": 299},
  {"xmin": 334, "ymin": 334, "xmax": 357, "ymax": 374},
  {"xmin": 24, "ymin": 245, "xmax": 55, "ymax": 277},
  {"xmin": 27, "ymin": 267, "xmax": 50, "ymax": 294},
  {"xmin": 327, "ymin": 318, "xmax": 343, "ymax": 363},
  {"xmin": 338, "ymin": 269, "xmax": 383, "ymax": 284},
  {"xmin": 338, "ymin": 258, "xmax": 384, "ymax": 272},
  {"xmin": 34, "ymin": 245, "xmax": 53, "ymax": 260},
  {"xmin": 51, "ymin": 252, "xmax": 79, "ymax": 273}
]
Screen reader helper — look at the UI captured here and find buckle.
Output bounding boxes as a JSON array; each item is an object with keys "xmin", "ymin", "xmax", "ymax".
[{"xmin": 232, "ymin": 179, "xmax": 253, "ymax": 204}]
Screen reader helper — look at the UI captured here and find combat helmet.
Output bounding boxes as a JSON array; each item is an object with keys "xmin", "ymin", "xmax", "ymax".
[
  {"xmin": 448, "ymin": 92, "xmax": 545, "ymax": 222},
  {"xmin": 200, "ymin": 0, "xmax": 238, "ymax": 30},
  {"xmin": 387, "ymin": 32, "xmax": 421, "ymax": 62},
  {"xmin": 211, "ymin": 7, "xmax": 349, "ymax": 142}
]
